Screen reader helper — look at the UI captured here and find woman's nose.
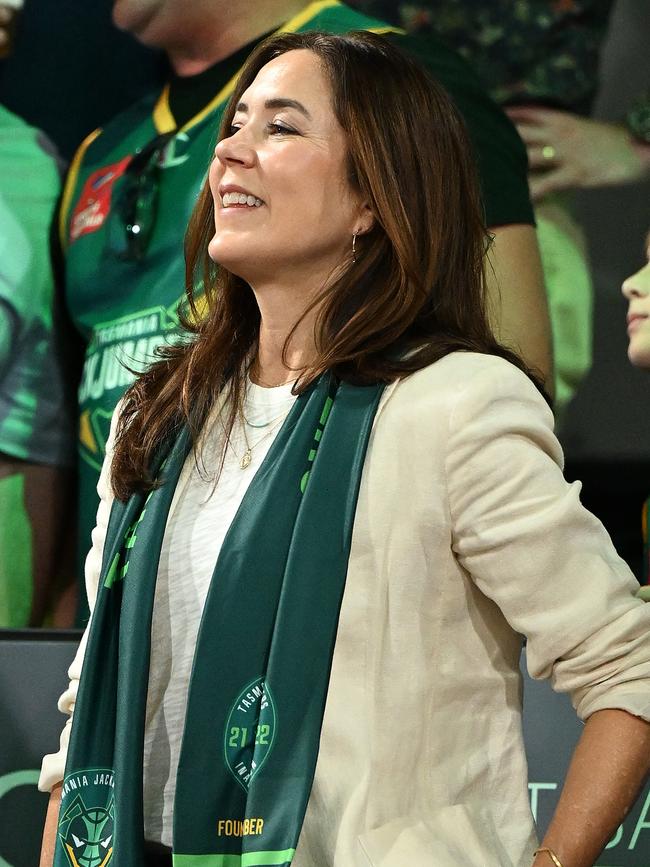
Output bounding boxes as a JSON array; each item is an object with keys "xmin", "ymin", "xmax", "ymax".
[
  {"xmin": 622, "ymin": 264, "xmax": 650, "ymax": 300},
  {"xmin": 215, "ymin": 131, "xmax": 256, "ymax": 168}
]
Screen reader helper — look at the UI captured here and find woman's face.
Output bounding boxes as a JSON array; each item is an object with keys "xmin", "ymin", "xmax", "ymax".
[
  {"xmin": 208, "ymin": 49, "xmax": 370, "ymax": 287},
  {"xmin": 622, "ymin": 233, "xmax": 650, "ymax": 367}
]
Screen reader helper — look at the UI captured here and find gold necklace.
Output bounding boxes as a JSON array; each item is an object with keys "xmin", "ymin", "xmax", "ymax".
[
  {"xmin": 232, "ymin": 409, "xmax": 289, "ymax": 470},
  {"xmin": 242, "ymin": 407, "xmax": 290, "ymax": 429},
  {"xmin": 249, "ymin": 360, "xmax": 298, "ymax": 389},
  {"xmin": 252, "ymin": 375, "xmax": 297, "ymax": 388}
]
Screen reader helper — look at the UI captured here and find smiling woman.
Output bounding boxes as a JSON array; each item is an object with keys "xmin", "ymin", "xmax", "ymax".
[
  {"xmin": 207, "ymin": 49, "xmax": 373, "ymax": 301},
  {"xmin": 40, "ymin": 29, "xmax": 650, "ymax": 867},
  {"xmin": 113, "ymin": 30, "xmax": 525, "ymax": 496}
]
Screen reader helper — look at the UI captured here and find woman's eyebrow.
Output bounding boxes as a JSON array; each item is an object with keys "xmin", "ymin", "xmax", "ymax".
[{"xmin": 235, "ymin": 98, "xmax": 312, "ymax": 119}]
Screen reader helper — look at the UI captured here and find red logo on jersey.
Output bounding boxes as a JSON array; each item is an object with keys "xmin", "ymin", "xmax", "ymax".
[{"xmin": 69, "ymin": 156, "xmax": 131, "ymax": 243}]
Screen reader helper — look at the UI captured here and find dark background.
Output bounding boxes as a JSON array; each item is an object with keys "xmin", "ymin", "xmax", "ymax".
[{"xmin": 0, "ymin": 0, "xmax": 163, "ymax": 160}]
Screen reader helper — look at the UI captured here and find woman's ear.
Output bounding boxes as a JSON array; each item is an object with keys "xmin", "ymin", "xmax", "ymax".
[{"xmin": 354, "ymin": 202, "xmax": 375, "ymax": 237}]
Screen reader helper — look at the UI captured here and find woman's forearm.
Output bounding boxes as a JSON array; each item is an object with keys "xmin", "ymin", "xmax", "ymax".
[
  {"xmin": 40, "ymin": 782, "xmax": 62, "ymax": 867},
  {"xmin": 532, "ymin": 708, "xmax": 650, "ymax": 867}
]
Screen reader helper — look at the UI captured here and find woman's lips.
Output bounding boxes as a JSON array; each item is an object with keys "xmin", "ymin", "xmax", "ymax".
[{"xmin": 627, "ymin": 314, "xmax": 648, "ymax": 334}]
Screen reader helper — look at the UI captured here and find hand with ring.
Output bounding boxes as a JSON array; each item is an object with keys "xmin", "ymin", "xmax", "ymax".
[{"xmin": 505, "ymin": 105, "xmax": 650, "ymax": 202}]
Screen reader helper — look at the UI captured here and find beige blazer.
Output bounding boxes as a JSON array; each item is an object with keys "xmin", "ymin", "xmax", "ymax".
[{"xmin": 41, "ymin": 353, "xmax": 650, "ymax": 867}]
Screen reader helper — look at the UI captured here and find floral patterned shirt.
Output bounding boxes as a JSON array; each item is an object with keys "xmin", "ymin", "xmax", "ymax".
[{"xmin": 348, "ymin": 0, "xmax": 614, "ymax": 114}]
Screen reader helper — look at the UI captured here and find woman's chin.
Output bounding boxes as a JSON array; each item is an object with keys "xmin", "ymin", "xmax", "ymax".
[
  {"xmin": 207, "ymin": 242, "xmax": 254, "ymax": 282},
  {"xmin": 209, "ymin": 239, "xmax": 240, "ymax": 268},
  {"xmin": 627, "ymin": 340, "xmax": 650, "ymax": 369},
  {"xmin": 627, "ymin": 332, "xmax": 650, "ymax": 367}
]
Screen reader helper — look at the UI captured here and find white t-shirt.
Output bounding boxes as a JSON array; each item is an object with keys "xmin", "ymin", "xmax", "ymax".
[{"xmin": 142, "ymin": 378, "xmax": 297, "ymax": 846}]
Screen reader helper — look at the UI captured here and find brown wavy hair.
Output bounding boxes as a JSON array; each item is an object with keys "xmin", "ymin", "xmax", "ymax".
[{"xmin": 111, "ymin": 29, "xmax": 537, "ymax": 500}]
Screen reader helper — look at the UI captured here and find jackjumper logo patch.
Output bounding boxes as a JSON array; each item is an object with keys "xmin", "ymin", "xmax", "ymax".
[{"xmin": 57, "ymin": 776, "xmax": 115, "ymax": 867}]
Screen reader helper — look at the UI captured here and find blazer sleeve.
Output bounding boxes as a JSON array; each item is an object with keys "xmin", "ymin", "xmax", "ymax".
[
  {"xmin": 38, "ymin": 405, "xmax": 120, "ymax": 791},
  {"xmin": 445, "ymin": 356, "xmax": 650, "ymax": 722}
]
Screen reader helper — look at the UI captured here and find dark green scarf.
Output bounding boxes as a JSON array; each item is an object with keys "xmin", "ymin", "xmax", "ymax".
[{"xmin": 55, "ymin": 375, "xmax": 383, "ymax": 867}]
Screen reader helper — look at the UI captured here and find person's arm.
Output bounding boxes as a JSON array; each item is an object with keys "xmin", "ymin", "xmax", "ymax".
[
  {"xmin": 532, "ymin": 708, "xmax": 650, "ymax": 867},
  {"xmin": 39, "ymin": 783, "xmax": 62, "ymax": 867},
  {"xmin": 506, "ymin": 108, "xmax": 650, "ymax": 201},
  {"xmin": 445, "ymin": 356, "xmax": 650, "ymax": 866},
  {"xmin": 485, "ymin": 224, "xmax": 553, "ymax": 394}
]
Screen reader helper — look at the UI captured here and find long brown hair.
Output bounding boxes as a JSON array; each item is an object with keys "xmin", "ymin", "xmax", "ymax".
[{"xmin": 112, "ymin": 29, "xmax": 536, "ymax": 499}]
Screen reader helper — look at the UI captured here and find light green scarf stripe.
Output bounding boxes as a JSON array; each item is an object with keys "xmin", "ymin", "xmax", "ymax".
[{"xmin": 173, "ymin": 848, "xmax": 295, "ymax": 866}]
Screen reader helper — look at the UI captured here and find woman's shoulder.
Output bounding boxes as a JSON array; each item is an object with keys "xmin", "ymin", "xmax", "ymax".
[
  {"xmin": 375, "ymin": 350, "xmax": 561, "ymax": 472},
  {"xmin": 386, "ymin": 350, "xmax": 547, "ymax": 413}
]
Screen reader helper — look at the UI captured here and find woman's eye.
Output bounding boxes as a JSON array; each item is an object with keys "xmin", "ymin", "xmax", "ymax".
[
  {"xmin": 228, "ymin": 125, "xmax": 242, "ymax": 136},
  {"xmin": 267, "ymin": 123, "xmax": 296, "ymax": 136}
]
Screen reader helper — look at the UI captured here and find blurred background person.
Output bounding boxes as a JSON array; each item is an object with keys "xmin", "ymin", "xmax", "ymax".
[
  {"xmin": 51, "ymin": 0, "xmax": 550, "ymax": 623},
  {"xmin": 622, "ymin": 231, "xmax": 650, "ymax": 368},
  {"xmin": 0, "ymin": 0, "xmax": 75, "ymax": 627},
  {"xmin": 350, "ymin": 0, "xmax": 650, "ymax": 414},
  {"xmin": 621, "ymin": 230, "xmax": 650, "ymax": 594}
]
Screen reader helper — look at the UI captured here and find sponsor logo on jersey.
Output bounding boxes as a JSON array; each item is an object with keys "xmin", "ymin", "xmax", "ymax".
[
  {"xmin": 159, "ymin": 131, "xmax": 191, "ymax": 168},
  {"xmin": 78, "ymin": 290, "xmax": 207, "ymax": 472},
  {"xmin": 78, "ymin": 302, "xmax": 183, "ymax": 471},
  {"xmin": 69, "ymin": 133, "xmax": 193, "ymax": 245},
  {"xmin": 69, "ymin": 157, "xmax": 131, "ymax": 243}
]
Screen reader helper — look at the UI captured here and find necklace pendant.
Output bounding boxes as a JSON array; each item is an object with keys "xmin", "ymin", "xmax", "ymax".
[{"xmin": 240, "ymin": 449, "xmax": 252, "ymax": 470}]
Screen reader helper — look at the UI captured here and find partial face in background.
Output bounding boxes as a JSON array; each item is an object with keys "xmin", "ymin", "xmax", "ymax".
[
  {"xmin": 112, "ymin": 0, "xmax": 227, "ymax": 48},
  {"xmin": 622, "ymin": 232, "xmax": 650, "ymax": 367},
  {"xmin": 112, "ymin": 0, "xmax": 164, "ymax": 37},
  {"xmin": 207, "ymin": 49, "xmax": 371, "ymax": 288},
  {"xmin": 0, "ymin": 0, "xmax": 24, "ymax": 59}
]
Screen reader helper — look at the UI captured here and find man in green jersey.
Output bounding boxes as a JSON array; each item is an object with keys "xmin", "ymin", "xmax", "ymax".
[{"xmin": 59, "ymin": 0, "xmax": 550, "ymax": 621}]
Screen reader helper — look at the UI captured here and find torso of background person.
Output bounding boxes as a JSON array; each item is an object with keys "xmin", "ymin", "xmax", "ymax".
[
  {"xmin": 350, "ymin": 0, "xmax": 615, "ymax": 114},
  {"xmin": 0, "ymin": 104, "xmax": 73, "ymax": 468},
  {"xmin": 59, "ymin": 0, "xmax": 534, "ymax": 620}
]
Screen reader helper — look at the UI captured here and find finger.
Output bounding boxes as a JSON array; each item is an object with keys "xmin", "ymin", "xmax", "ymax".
[
  {"xmin": 529, "ymin": 168, "xmax": 571, "ymax": 201},
  {"xmin": 528, "ymin": 146, "xmax": 561, "ymax": 170},
  {"xmin": 506, "ymin": 105, "xmax": 562, "ymax": 125},
  {"xmin": 514, "ymin": 123, "xmax": 554, "ymax": 147}
]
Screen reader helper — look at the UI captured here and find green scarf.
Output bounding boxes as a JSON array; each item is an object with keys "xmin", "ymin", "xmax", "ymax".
[{"xmin": 55, "ymin": 375, "xmax": 384, "ymax": 867}]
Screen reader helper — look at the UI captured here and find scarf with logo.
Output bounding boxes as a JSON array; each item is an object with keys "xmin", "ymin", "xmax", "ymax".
[{"xmin": 54, "ymin": 375, "xmax": 384, "ymax": 867}]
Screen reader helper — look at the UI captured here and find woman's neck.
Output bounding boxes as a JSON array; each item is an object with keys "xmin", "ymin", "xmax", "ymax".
[
  {"xmin": 251, "ymin": 285, "xmax": 320, "ymax": 388},
  {"xmin": 253, "ymin": 320, "xmax": 315, "ymax": 388}
]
